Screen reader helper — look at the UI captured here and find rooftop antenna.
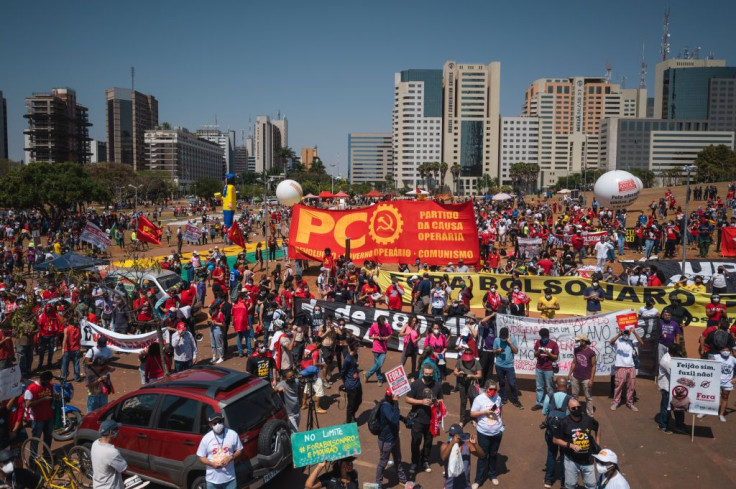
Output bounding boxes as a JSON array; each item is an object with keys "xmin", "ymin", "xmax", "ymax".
[
  {"xmin": 277, "ymin": 109, "xmax": 281, "ymax": 120},
  {"xmin": 131, "ymin": 66, "xmax": 135, "ymax": 92},
  {"xmin": 683, "ymin": 46, "xmax": 690, "ymax": 59},
  {"xmin": 639, "ymin": 43, "xmax": 647, "ymax": 89},
  {"xmin": 620, "ymin": 75, "xmax": 627, "ymax": 89},
  {"xmin": 693, "ymin": 46, "xmax": 701, "ymax": 59},
  {"xmin": 604, "ymin": 63, "xmax": 612, "ymax": 83},
  {"xmin": 661, "ymin": 7, "xmax": 671, "ymax": 61}
]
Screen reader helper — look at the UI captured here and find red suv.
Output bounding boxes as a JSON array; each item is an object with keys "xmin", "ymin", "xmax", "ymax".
[{"xmin": 74, "ymin": 366, "xmax": 292, "ymax": 489}]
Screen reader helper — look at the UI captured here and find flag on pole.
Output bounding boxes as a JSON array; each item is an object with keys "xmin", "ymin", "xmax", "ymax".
[
  {"xmin": 227, "ymin": 223, "xmax": 247, "ymax": 249},
  {"xmin": 108, "ymin": 222, "xmax": 118, "ymax": 239},
  {"xmin": 136, "ymin": 216, "xmax": 162, "ymax": 245}
]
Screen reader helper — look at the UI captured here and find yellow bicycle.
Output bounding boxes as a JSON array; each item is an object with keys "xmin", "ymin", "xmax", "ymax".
[{"xmin": 20, "ymin": 437, "xmax": 92, "ymax": 489}]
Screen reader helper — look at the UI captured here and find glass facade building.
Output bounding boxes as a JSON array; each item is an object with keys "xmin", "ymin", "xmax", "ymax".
[
  {"xmin": 400, "ymin": 70, "xmax": 443, "ymax": 118},
  {"xmin": 348, "ymin": 133, "xmax": 393, "ymax": 184},
  {"xmin": 460, "ymin": 120, "xmax": 483, "ymax": 176},
  {"xmin": 663, "ymin": 67, "xmax": 736, "ymax": 119}
]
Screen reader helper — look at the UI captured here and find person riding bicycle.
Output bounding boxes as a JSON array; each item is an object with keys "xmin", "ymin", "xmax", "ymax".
[{"xmin": 0, "ymin": 448, "xmax": 42, "ymax": 489}]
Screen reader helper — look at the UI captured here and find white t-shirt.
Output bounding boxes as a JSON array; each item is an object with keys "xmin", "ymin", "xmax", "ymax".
[
  {"xmin": 431, "ymin": 289, "xmax": 447, "ymax": 309},
  {"xmin": 91, "ymin": 439, "xmax": 127, "ymax": 489},
  {"xmin": 196, "ymin": 428, "xmax": 243, "ymax": 484},
  {"xmin": 710, "ymin": 353, "xmax": 736, "ymax": 389},
  {"xmin": 638, "ymin": 307, "xmax": 659, "ymax": 319},
  {"xmin": 470, "ymin": 393, "xmax": 504, "ymax": 436},
  {"xmin": 712, "ymin": 273, "xmax": 727, "ymax": 289},
  {"xmin": 85, "ymin": 346, "xmax": 113, "ymax": 362},
  {"xmin": 614, "ymin": 337, "xmax": 636, "ymax": 368},
  {"xmin": 597, "ymin": 472, "xmax": 631, "ymax": 489},
  {"xmin": 595, "ymin": 241, "xmax": 611, "ymax": 259}
]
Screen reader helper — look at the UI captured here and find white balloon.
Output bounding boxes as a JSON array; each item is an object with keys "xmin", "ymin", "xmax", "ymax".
[
  {"xmin": 593, "ymin": 170, "xmax": 642, "ymax": 209},
  {"xmin": 275, "ymin": 179, "xmax": 303, "ymax": 206}
]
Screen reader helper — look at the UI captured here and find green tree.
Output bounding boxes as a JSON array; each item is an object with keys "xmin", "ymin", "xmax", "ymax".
[
  {"xmin": 439, "ymin": 162, "xmax": 449, "ymax": 191},
  {"xmin": 628, "ymin": 168, "xmax": 656, "ymax": 188},
  {"xmin": 193, "ymin": 177, "xmax": 222, "ymax": 198},
  {"xmin": 0, "ymin": 162, "xmax": 110, "ymax": 220},
  {"xmin": 384, "ymin": 173, "xmax": 395, "ymax": 193},
  {"xmin": 0, "ymin": 159, "xmax": 22, "ymax": 179},
  {"xmin": 309, "ymin": 157, "xmax": 327, "ymax": 174},
  {"xmin": 276, "ymin": 146, "xmax": 297, "ymax": 173},
  {"xmin": 450, "ymin": 164, "xmax": 462, "ymax": 195},
  {"xmin": 136, "ymin": 171, "xmax": 177, "ymax": 201},
  {"xmin": 693, "ymin": 144, "xmax": 736, "ymax": 183}
]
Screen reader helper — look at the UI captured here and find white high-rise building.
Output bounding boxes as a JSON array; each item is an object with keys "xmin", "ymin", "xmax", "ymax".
[
  {"xmin": 144, "ymin": 127, "xmax": 222, "ymax": 190},
  {"xmin": 254, "ymin": 115, "xmax": 288, "ymax": 173},
  {"xmin": 197, "ymin": 125, "xmax": 235, "ymax": 175},
  {"xmin": 348, "ymin": 133, "xmax": 393, "ymax": 184},
  {"xmin": 499, "ymin": 117, "xmax": 539, "ymax": 187},
  {"xmin": 442, "ymin": 61, "xmax": 501, "ymax": 195},
  {"xmin": 392, "ymin": 69, "xmax": 443, "ymax": 190}
]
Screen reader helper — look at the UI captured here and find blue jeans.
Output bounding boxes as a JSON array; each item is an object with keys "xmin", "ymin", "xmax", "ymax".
[
  {"xmin": 87, "ymin": 393, "xmax": 108, "ymax": 414},
  {"xmin": 659, "ymin": 389, "xmax": 685, "ymax": 429},
  {"xmin": 496, "ymin": 366, "xmax": 519, "ymax": 403},
  {"xmin": 236, "ymin": 330, "xmax": 252, "ymax": 356},
  {"xmin": 210, "ymin": 325, "xmax": 223, "ymax": 359},
  {"xmin": 617, "ymin": 235, "xmax": 625, "ymax": 255},
  {"xmin": 206, "ymin": 479, "xmax": 237, "ymax": 489},
  {"xmin": 366, "ymin": 352, "xmax": 386, "ymax": 382},
  {"xmin": 545, "ymin": 429, "xmax": 564, "ymax": 485},
  {"xmin": 37, "ymin": 336, "xmax": 55, "ymax": 368},
  {"xmin": 17, "ymin": 345, "xmax": 33, "ymax": 376},
  {"xmin": 645, "ymin": 239, "xmax": 655, "ymax": 259},
  {"xmin": 535, "ymin": 369, "xmax": 554, "ymax": 406},
  {"xmin": 175, "ymin": 360, "xmax": 193, "ymax": 372},
  {"xmin": 61, "ymin": 350, "xmax": 81, "ymax": 381},
  {"xmin": 31, "ymin": 419, "xmax": 53, "ymax": 450},
  {"xmin": 475, "ymin": 431, "xmax": 503, "ymax": 483},
  {"xmin": 563, "ymin": 457, "xmax": 595, "ymax": 489}
]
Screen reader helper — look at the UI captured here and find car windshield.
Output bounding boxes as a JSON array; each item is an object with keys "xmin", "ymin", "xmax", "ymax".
[
  {"xmin": 158, "ymin": 274, "xmax": 183, "ymax": 292},
  {"xmin": 223, "ymin": 386, "xmax": 280, "ymax": 433}
]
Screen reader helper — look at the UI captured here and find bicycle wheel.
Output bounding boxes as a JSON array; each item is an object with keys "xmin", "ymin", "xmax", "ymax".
[
  {"xmin": 67, "ymin": 446, "xmax": 93, "ymax": 489},
  {"xmin": 20, "ymin": 436, "xmax": 53, "ymax": 474}
]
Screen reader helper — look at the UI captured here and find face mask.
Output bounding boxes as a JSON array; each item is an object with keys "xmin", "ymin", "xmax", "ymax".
[
  {"xmin": 574, "ymin": 341, "xmax": 581, "ymax": 348},
  {"xmin": 486, "ymin": 389, "xmax": 497, "ymax": 398},
  {"xmin": 592, "ymin": 282, "xmax": 599, "ymax": 288},
  {"xmin": 541, "ymin": 338, "xmax": 549, "ymax": 345},
  {"xmin": 423, "ymin": 375, "xmax": 434, "ymax": 384},
  {"xmin": 513, "ymin": 289, "xmax": 519, "ymax": 294},
  {"xmin": 545, "ymin": 294, "xmax": 551, "ymax": 300},
  {"xmin": 713, "ymin": 298, "xmax": 721, "ymax": 303},
  {"xmin": 433, "ymin": 329, "xmax": 440, "ymax": 335},
  {"xmin": 595, "ymin": 463, "xmax": 610, "ymax": 475},
  {"xmin": 1, "ymin": 462, "xmax": 12, "ymax": 475},
  {"xmin": 570, "ymin": 407, "xmax": 582, "ymax": 416},
  {"xmin": 259, "ymin": 347, "xmax": 267, "ymax": 354},
  {"xmin": 490, "ymin": 288, "xmax": 496, "ymax": 293},
  {"xmin": 213, "ymin": 423, "xmax": 225, "ymax": 435},
  {"xmin": 721, "ymin": 350, "xmax": 731, "ymax": 359}
]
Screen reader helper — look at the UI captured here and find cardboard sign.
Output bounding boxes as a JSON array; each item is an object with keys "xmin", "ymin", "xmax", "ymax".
[
  {"xmin": 616, "ymin": 313, "xmax": 638, "ymax": 331},
  {"xmin": 291, "ymin": 423, "xmax": 361, "ymax": 468},
  {"xmin": 670, "ymin": 358, "xmax": 721, "ymax": 416},
  {"xmin": 0, "ymin": 366, "xmax": 22, "ymax": 402},
  {"xmin": 385, "ymin": 366, "xmax": 411, "ymax": 396}
]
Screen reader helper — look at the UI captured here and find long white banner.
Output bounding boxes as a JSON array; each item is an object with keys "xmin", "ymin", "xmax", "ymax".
[
  {"xmin": 81, "ymin": 319, "xmax": 160, "ymax": 353},
  {"xmin": 495, "ymin": 310, "xmax": 636, "ymax": 377}
]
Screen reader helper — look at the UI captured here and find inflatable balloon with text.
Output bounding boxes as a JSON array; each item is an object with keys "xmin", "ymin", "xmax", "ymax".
[
  {"xmin": 276, "ymin": 179, "xmax": 304, "ymax": 206},
  {"xmin": 593, "ymin": 170, "xmax": 643, "ymax": 209}
]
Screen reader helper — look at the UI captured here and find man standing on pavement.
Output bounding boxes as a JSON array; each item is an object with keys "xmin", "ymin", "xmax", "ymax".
[
  {"xmin": 610, "ymin": 326, "xmax": 643, "ymax": 412},
  {"xmin": 568, "ymin": 334, "xmax": 597, "ymax": 417},
  {"xmin": 594, "ymin": 237, "xmax": 612, "ymax": 270},
  {"xmin": 469, "ymin": 379, "xmax": 505, "ymax": 487},
  {"xmin": 276, "ymin": 369, "xmax": 301, "ymax": 432},
  {"xmin": 91, "ymin": 420, "xmax": 127, "ymax": 489},
  {"xmin": 196, "ymin": 413, "xmax": 243, "ymax": 489},
  {"xmin": 662, "ymin": 296, "xmax": 692, "ymax": 356},
  {"xmin": 171, "ymin": 321, "xmax": 197, "ymax": 372},
  {"xmin": 542, "ymin": 377, "xmax": 571, "ymax": 489},
  {"xmin": 413, "ymin": 273, "xmax": 432, "ymax": 315},
  {"xmin": 493, "ymin": 327, "xmax": 522, "ymax": 409},
  {"xmin": 340, "ymin": 342, "xmax": 362, "ymax": 424},
  {"xmin": 375, "ymin": 387, "xmax": 408, "ymax": 488},
  {"xmin": 657, "ymin": 344, "xmax": 686, "ymax": 434},
  {"xmin": 24, "ymin": 371, "xmax": 54, "ymax": 450},
  {"xmin": 406, "ymin": 365, "xmax": 443, "ymax": 478},
  {"xmin": 552, "ymin": 399, "xmax": 601, "ymax": 489},
  {"xmin": 365, "ymin": 317, "xmax": 392, "ymax": 386},
  {"xmin": 532, "ymin": 329, "xmax": 559, "ymax": 412},
  {"xmin": 657, "ymin": 310, "xmax": 682, "ymax": 363}
]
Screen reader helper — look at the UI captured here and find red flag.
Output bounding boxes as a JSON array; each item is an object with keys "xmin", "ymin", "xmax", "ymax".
[
  {"xmin": 228, "ymin": 224, "xmax": 246, "ymax": 249},
  {"xmin": 722, "ymin": 227, "xmax": 736, "ymax": 257},
  {"xmin": 136, "ymin": 216, "xmax": 162, "ymax": 245}
]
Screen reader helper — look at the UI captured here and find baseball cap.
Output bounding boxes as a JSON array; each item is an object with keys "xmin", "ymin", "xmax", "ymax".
[
  {"xmin": 592, "ymin": 449, "xmax": 618, "ymax": 465},
  {"xmin": 99, "ymin": 420, "xmax": 122, "ymax": 436},
  {"xmin": 0, "ymin": 449, "xmax": 18, "ymax": 463},
  {"xmin": 208, "ymin": 412, "xmax": 224, "ymax": 423},
  {"xmin": 448, "ymin": 423, "xmax": 465, "ymax": 437},
  {"xmin": 385, "ymin": 387, "xmax": 393, "ymax": 397}
]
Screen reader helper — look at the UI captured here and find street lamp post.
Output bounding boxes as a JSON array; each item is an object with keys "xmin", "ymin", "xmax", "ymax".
[
  {"xmin": 128, "ymin": 184, "xmax": 143, "ymax": 213},
  {"xmin": 681, "ymin": 165, "xmax": 697, "ymax": 275}
]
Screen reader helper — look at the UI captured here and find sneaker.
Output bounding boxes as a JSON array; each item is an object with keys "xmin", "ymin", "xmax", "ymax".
[
  {"xmin": 211, "ymin": 357, "xmax": 217, "ymax": 363},
  {"xmin": 215, "ymin": 358, "xmax": 224, "ymax": 364},
  {"xmin": 423, "ymin": 462, "xmax": 432, "ymax": 473},
  {"xmin": 492, "ymin": 478, "xmax": 500, "ymax": 485},
  {"xmin": 544, "ymin": 484, "xmax": 553, "ymax": 489},
  {"xmin": 627, "ymin": 404, "xmax": 639, "ymax": 412},
  {"xmin": 610, "ymin": 403, "xmax": 618, "ymax": 411},
  {"xmin": 696, "ymin": 414, "xmax": 705, "ymax": 419},
  {"xmin": 720, "ymin": 415, "xmax": 727, "ymax": 422},
  {"xmin": 531, "ymin": 404, "xmax": 542, "ymax": 411},
  {"xmin": 316, "ymin": 408, "xmax": 328, "ymax": 414},
  {"xmin": 386, "ymin": 460, "xmax": 394, "ymax": 468},
  {"xmin": 377, "ymin": 379, "xmax": 384, "ymax": 386},
  {"xmin": 658, "ymin": 427, "xmax": 672, "ymax": 434},
  {"xmin": 472, "ymin": 484, "xmax": 480, "ymax": 489},
  {"xmin": 408, "ymin": 464, "xmax": 417, "ymax": 476},
  {"xmin": 512, "ymin": 401, "xmax": 524, "ymax": 410}
]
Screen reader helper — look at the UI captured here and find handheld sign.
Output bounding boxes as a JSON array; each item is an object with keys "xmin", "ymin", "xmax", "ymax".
[
  {"xmin": 291, "ymin": 423, "xmax": 361, "ymax": 468},
  {"xmin": 385, "ymin": 366, "xmax": 411, "ymax": 396}
]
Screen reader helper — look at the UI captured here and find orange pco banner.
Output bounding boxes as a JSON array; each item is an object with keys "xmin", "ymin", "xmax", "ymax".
[{"xmin": 288, "ymin": 201, "xmax": 480, "ymax": 265}]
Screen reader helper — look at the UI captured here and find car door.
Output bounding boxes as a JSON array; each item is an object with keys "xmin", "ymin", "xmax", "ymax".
[
  {"xmin": 147, "ymin": 395, "xmax": 209, "ymax": 485},
  {"xmin": 114, "ymin": 393, "xmax": 161, "ymax": 474}
]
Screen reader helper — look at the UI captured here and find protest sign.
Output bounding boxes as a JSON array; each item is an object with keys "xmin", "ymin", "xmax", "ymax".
[
  {"xmin": 376, "ymin": 271, "xmax": 714, "ymax": 326},
  {"xmin": 495, "ymin": 310, "xmax": 658, "ymax": 377},
  {"xmin": 0, "ymin": 366, "xmax": 22, "ymax": 402},
  {"xmin": 80, "ymin": 223, "xmax": 112, "ymax": 250},
  {"xmin": 291, "ymin": 423, "xmax": 361, "ymax": 468},
  {"xmin": 616, "ymin": 313, "xmax": 638, "ymax": 331},
  {"xmin": 385, "ymin": 366, "xmax": 411, "ymax": 396},
  {"xmin": 670, "ymin": 358, "xmax": 721, "ymax": 416},
  {"xmin": 81, "ymin": 320, "xmax": 159, "ymax": 353},
  {"xmin": 182, "ymin": 224, "xmax": 202, "ymax": 243},
  {"xmin": 288, "ymin": 201, "xmax": 480, "ymax": 265}
]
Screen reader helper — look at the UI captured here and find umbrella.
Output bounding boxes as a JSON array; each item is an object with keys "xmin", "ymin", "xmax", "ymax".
[
  {"xmin": 406, "ymin": 189, "xmax": 430, "ymax": 196},
  {"xmin": 557, "ymin": 189, "xmax": 572, "ymax": 194},
  {"xmin": 334, "ymin": 190, "xmax": 350, "ymax": 198},
  {"xmin": 304, "ymin": 193, "xmax": 317, "ymax": 199},
  {"xmin": 491, "ymin": 193, "xmax": 512, "ymax": 201},
  {"xmin": 318, "ymin": 190, "xmax": 335, "ymax": 199},
  {"xmin": 364, "ymin": 190, "xmax": 383, "ymax": 198}
]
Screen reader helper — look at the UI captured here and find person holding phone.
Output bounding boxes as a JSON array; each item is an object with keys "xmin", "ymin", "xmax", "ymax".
[
  {"xmin": 440, "ymin": 423, "xmax": 484, "ymax": 489},
  {"xmin": 470, "ymin": 379, "xmax": 505, "ymax": 487}
]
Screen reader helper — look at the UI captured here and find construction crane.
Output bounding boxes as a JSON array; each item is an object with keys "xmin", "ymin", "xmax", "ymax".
[{"xmin": 660, "ymin": 7, "xmax": 671, "ymax": 61}]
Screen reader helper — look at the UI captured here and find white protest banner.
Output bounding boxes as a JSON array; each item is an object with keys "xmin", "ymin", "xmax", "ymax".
[
  {"xmin": 0, "ymin": 366, "xmax": 22, "ymax": 401},
  {"xmin": 385, "ymin": 365, "xmax": 411, "ymax": 396},
  {"xmin": 670, "ymin": 358, "xmax": 721, "ymax": 416},
  {"xmin": 183, "ymin": 224, "xmax": 202, "ymax": 243},
  {"xmin": 495, "ymin": 310, "xmax": 637, "ymax": 376},
  {"xmin": 80, "ymin": 223, "xmax": 112, "ymax": 250},
  {"xmin": 81, "ymin": 319, "xmax": 160, "ymax": 353}
]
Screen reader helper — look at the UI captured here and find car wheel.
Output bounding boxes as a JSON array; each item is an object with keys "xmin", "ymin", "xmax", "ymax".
[
  {"xmin": 190, "ymin": 475, "xmax": 206, "ymax": 489},
  {"xmin": 257, "ymin": 419, "xmax": 290, "ymax": 458}
]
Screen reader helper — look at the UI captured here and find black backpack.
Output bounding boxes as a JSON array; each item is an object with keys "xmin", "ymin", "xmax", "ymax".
[
  {"xmin": 711, "ymin": 329, "xmax": 731, "ymax": 350},
  {"xmin": 546, "ymin": 393, "xmax": 571, "ymax": 431},
  {"xmin": 367, "ymin": 400, "xmax": 386, "ymax": 435}
]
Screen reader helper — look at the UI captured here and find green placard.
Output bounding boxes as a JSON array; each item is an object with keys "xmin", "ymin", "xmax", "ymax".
[{"xmin": 291, "ymin": 423, "xmax": 362, "ymax": 468}]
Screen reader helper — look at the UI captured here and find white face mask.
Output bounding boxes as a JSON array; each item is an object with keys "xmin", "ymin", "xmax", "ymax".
[
  {"xmin": 433, "ymin": 329, "xmax": 440, "ymax": 335},
  {"xmin": 595, "ymin": 462, "xmax": 610, "ymax": 475},
  {"xmin": 490, "ymin": 288, "xmax": 496, "ymax": 293},
  {"xmin": 1, "ymin": 462, "xmax": 12, "ymax": 475},
  {"xmin": 720, "ymin": 350, "xmax": 731, "ymax": 359},
  {"xmin": 213, "ymin": 423, "xmax": 225, "ymax": 435}
]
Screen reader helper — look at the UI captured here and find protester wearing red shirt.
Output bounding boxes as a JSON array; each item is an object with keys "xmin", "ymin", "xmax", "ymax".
[
  {"xmin": 0, "ymin": 329, "xmax": 14, "ymax": 369},
  {"xmin": 360, "ymin": 279, "xmax": 380, "ymax": 307},
  {"xmin": 706, "ymin": 295, "xmax": 727, "ymax": 326},
  {"xmin": 61, "ymin": 322, "xmax": 82, "ymax": 381},
  {"xmin": 24, "ymin": 371, "xmax": 54, "ymax": 448},
  {"xmin": 231, "ymin": 295, "xmax": 251, "ymax": 357},
  {"xmin": 537, "ymin": 254, "xmax": 554, "ymax": 275},
  {"xmin": 179, "ymin": 284, "xmax": 195, "ymax": 307},
  {"xmin": 37, "ymin": 305, "xmax": 62, "ymax": 369},
  {"xmin": 487, "ymin": 249, "xmax": 501, "ymax": 271},
  {"xmin": 385, "ymin": 279, "xmax": 405, "ymax": 311}
]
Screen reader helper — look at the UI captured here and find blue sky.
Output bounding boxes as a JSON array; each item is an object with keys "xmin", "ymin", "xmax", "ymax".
[{"xmin": 2, "ymin": 0, "xmax": 735, "ymax": 175}]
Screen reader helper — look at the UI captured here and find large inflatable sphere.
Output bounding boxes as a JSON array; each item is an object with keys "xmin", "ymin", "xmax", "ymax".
[
  {"xmin": 276, "ymin": 179, "xmax": 303, "ymax": 206},
  {"xmin": 593, "ymin": 170, "xmax": 643, "ymax": 209}
]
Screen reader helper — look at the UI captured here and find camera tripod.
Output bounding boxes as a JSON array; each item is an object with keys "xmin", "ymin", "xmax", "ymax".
[{"xmin": 303, "ymin": 380, "xmax": 320, "ymax": 431}]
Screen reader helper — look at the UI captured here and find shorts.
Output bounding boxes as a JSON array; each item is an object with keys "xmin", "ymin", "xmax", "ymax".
[
  {"xmin": 321, "ymin": 346, "xmax": 334, "ymax": 362},
  {"xmin": 721, "ymin": 383, "xmax": 734, "ymax": 391},
  {"xmin": 303, "ymin": 377, "xmax": 324, "ymax": 397}
]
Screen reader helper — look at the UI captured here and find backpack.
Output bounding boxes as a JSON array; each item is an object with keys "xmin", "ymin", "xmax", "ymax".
[
  {"xmin": 711, "ymin": 329, "xmax": 731, "ymax": 350},
  {"xmin": 367, "ymin": 400, "xmax": 386, "ymax": 435},
  {"xmin": 545, "ymin": 393, "xmax": 571, "ymax": 431}
]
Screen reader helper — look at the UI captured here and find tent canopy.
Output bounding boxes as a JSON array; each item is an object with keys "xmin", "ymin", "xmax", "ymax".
[
  {"xmin": 491, "ymin": 193, "xmax": 513, "ymax": 201},
  {"xmin": 34, "ymin": 252, "xmax": 109, "ymax": 272},
  {"xmin": 304, "ymin": 193, "xmax": 317, "ymax": 199},
  {"xmin": 364, "ymin": 190, "xmax": 383, "ymax": 198},
  {"xmin": 334, "ymin": 190, "xmax": 350, "ymax": 198},
  {"xmin": 318, "ymin": 191, "xmax": 335, "ymax": 198}
]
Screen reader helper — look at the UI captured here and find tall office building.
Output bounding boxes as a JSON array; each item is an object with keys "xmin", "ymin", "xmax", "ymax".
[
  {"xmin": 105, "ymin": 87, "xmax": 158, "ymax": 171},
  {"xmin": 442, "ymin": 61, "xmax": 501, "ymax": 195},
  {"xmin": 499, "ymin": 117, "xmax": 539, "ymax": 187},
  {"xmin": 233, "ymin": 145, "xmax": 249, "ymax": 175},
  {"xmin": 144, "ymin": 128, "xmax": 222, "ymax": 190},
  {"xmin": 392, "ymin": 69, "xmax": 443, "ymax": 190},
  {"xmin": 89, "ymin": 140, "xmax": 107, "ymax": 163},
  {"xmin": 0, "ymin": 91, "xmax": 7, "ymax": 159},
  {"xmin": 24, "ymin": 88, "xmax": 91, "ymax": 164},
  {"xmin": 197, "ymin": 125, "xmax": 235, "ymax": 176},
  {"xmin": 348, "ymin": 133, "xmax": 392, "ymax": 184},
  {"xmin": 301, "ymin": 147, "xmax": 318, "ymax": 170},
  {"xmin": 653, "ymin": 58, "xmax": 726, "ymax": 119},
  {"xmin": 523, "ymin": 77, "xmax": 646, "ymax": 187},
  {"xmin": 254, "ymin": 115, "xmax": 288, "ymax": 173}
]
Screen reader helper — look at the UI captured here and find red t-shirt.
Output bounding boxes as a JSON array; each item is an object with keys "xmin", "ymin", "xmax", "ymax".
[
  {"xmin": 537, "ymin": 259, "xmax": 554, "ymax": 275},
  {"xmin": 385, "ymin": 284, "xmax": 404, "ymax": 310},
  {"xmin": 231, "ymin": 301, "xmax": 249, "ymax": 333},
  {"xmin": 24, "ymin": 381, "xmax": 53, "ymax": 422},
  {"xmin": 701, "ymin": 325, "xmax": 718, "ymax": 353},
  {"xmin": 0, "ymin": 331, "xmax": 13, "ymax": 360},
  {"xmin": 179, "ymin": 288, "xmax": 195, "ymax": 307},
  {"xmin": 63, "ymin": 325, "xmax": 81, "ymax": 352}
]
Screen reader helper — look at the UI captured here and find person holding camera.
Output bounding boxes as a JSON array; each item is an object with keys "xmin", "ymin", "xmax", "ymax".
[
  {"xmin": 375, "ymin": 387, "xmax": 408, "ymax": 488},
  {"xmin": 582, "ymin": 281, "xmax": 604, "ymax": 316},
  {"xmin": 440, "ymin": 423, "xmax": 483, "ymax": 489},
  {"xmin": 406, "ymin": 365, "xmax": 444, "ymax": 477},
  {"xmin": 340, "ymin": 341, "xmax": 362, "ymax": 424},
  {"xmin": 469, "ymin": 379, "xmax": 505, "ymax": 488},
  {"xmin": 532, "ymin": 328, "xmax": 559, "ymax": 412},
  {"xmin": 301, "ymin": 336, "xmax": 328, "ymax": 414},
  {"xmin": 610, "ymin": 325, "xmax": 643, "ymax": 412}
]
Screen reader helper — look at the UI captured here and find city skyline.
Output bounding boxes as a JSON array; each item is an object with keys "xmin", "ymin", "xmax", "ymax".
[{"xmin": 2, "ymin": 0, "xmax": 735, "ymax": 176}]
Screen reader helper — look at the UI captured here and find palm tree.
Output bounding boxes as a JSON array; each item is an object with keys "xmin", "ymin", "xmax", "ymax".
[
  {"xmin": 275, "ymin": 146, "xmax": 297, "ymax": 173},
  {"xmin": 526, "ymin": 163, "xmax": 541, "ymax": 193},
  {"xmin": 509, "ymin": 163, "xmax": 526, "ymax": 192},
  {"xmin": 450, "ymin": 163, "xmax": 462, "ymax": 195},
  {"xmin": 384, "ymin": 172, "xmax": 395, "ymax": 193},
  {"xmin": 439, "ymin": 162, "xmax": 449, "ymax": 192},
  {"xmin": 417, "ymin": 163, "xmax": 428, "ymax": 189},
  {"xmin": 477, "ymin": 174, "xmax": 493, "ymax": 195}
]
